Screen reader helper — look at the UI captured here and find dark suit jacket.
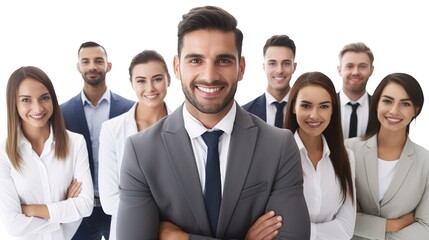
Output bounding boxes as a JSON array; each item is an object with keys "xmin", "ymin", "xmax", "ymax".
[
  {"xmin": 117, "ymin": 104, "xmax": 310, "ymax": 239},
  {"xmin": 60, "ymin": 91, "xmax": 134, "ymax": 182},
  {"xmin": 242, "ymin": 94, "xmax": 267, "ymax": 121}
]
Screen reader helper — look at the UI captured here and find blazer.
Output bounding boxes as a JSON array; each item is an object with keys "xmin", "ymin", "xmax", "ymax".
[
  {"xmin": 60, "ymin": 91, "xmax": 134, "ymax": 182},
  {"xmin": 345, "ymin": 135, "xmax": 429, "ymax": 240},
  {"xmin": 242, "ymin": 93, "xmax": 267, "ymax": 121},
  {"xmin": 117, "ymin": 104, "xmax": 311, "ymax": 239}
]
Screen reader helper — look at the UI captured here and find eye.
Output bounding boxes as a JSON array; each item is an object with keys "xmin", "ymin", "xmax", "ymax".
[
  {"xmin": 320, "ymin": 104, "xmax": 330, "ymax": 109},
  {"xmin": 189, "ymin": 58, "xmax": 202, "ymax": 64},
  {"xmin": 40, "ymin": 95, "xmax": 51, "ymax": 102},
  {"xmin": 300, "ymin": 103, "xmax": 311, "ymax": 109},
  {"xmin": 20, "ymin": 97, "xmax": 31, "ymax": 103},
  {"xmin": 154, "ymin": 77, "xmax": 164, "ymax": 82},
  {"xmin": 381, "ymin": 99, "xmax": 392, "ymax": 104},
  {"xmin": 96, "ymin": 59, "xmax": 104, "ymax": 64},
  {"xmin": 401, "ymin": 101, "xmax": 412, "ymax": 107},
  {"xmin": 217, "ymin": 57, "xmax": 232, "ymax": 64}
]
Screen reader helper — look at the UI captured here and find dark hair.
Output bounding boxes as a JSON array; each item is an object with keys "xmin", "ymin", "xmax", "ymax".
[
  {"xmin": 6, "ymin": 66, "xmax": 69, "ymax": 170},
  {"xmin": 285, "ymin": 71, "xmax": 354, "ymax": 202},
  {"xmin": 128, "ymin": 50, "xmax": 170, "ymax": 81},
  {"xmin": 338, "ymin": 42, "xmax": 374, "ymax": 66},
  {"xmin": 177, "ymin": 5, "xmax": 243, "ymax": 58},
  {"xmin": 364, "ymin": 73, "xmax": 424, "ymax": 139},
  {"xmin": 78, "ymin": 41, "xmax": 108, "ymax": 59},
  {"xmin": 263, "ymin": 35, "xmax": 296, "ymax": 58}
]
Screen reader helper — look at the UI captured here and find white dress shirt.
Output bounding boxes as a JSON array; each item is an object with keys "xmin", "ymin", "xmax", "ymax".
[
  {"xmin": 98, "ymin": 102, "xmax": 171, "ymax": 240},
  {"xmin": 265, "ymin": 91, "xmax": 289, "ymax": 126},
  {"xmin": 183, "ymin": 102, "xmax": 235, "ymax": 195},
  {"xmin": 294, "ymin": 132, "xmax": 356, "ymax": 240},
  {"xmin": 339, "ymin": 91, "xmax": 369, "ymax": 139},
  {"xmin": 0, "ymin": 129, "xmax": 94, "ymax": 240}
]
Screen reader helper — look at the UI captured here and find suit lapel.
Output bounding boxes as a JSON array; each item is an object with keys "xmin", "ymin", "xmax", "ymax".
[
  {"xmin": 162, "ymin": 106, "xmax": 212, "ymax": 235},
  {"xmin": 381, "ymin": 138, "xmax": 414, "ymax": 205},
  {"xmin": 364, "ymin": 136, "xmax": 381, "ymax": 208},
  {"xmin": 217, "ymin": 107, "xmax": 258, "ymax": 235}
]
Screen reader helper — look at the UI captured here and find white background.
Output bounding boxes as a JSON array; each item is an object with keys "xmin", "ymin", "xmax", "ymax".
[{"xmin": 1, "ymin": 0, "xmax": 428, "ymax": 238}]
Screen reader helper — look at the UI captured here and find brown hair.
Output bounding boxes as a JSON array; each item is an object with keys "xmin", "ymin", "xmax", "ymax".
[
  {"xmin": 6, "ymin": 66, "xmax": 69, "ymax": 170},
  {"xmin": 338, "ymin": 42, "xmax": 374, "ymax": 66},
  {"xmin": 285, "ymin": 71, "xmax": 354, "ymax": 202}
]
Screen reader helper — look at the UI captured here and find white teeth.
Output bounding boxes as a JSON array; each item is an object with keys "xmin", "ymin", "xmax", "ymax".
[
  {"xmin": 199, "ymin": 87, "xmax": 220, "ymax": 93},
  {"xmin": 386, "ymin": 117, "xmax": 400, "ymax": 122},
  {"xmin": 308, "ymin": 122, "xmax": 321, "ymax": 126},
  {"xmin": 30, "ymin": 114, "xmax": 44, "ymax": 119},
  {"xmin": 274, "ymin": 77, "xmax": 285, "ymax": 80},
  {"xmin": 145, "ymin": 94, "xmax": 157, "ymax": 100}
]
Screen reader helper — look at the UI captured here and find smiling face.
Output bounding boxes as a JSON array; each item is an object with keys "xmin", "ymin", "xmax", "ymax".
[
  {"xmin": 131, "ymin": 61, "xmax": 170, "ymax": 108},
  {"xmin": 174, "ymin": 29, "xmax": 245, "ymax": 121},
  {"xmin": 294, "ymin": 85, "xmax": 333, "ymax": 139},
  {"xmin": 264, "ymin": 46, "xmax": 296, "ymax": 99},
  {"xmin": 338, "ymin": 51, "xmax": 374, "ymax": 99},
  {"xmin": 377, "ymin": 82, "xmax": 416, "ymax": 134},
  {"xmin": 16, "ymin": 78, "xmax": 53, "ymax": 133},
  {"xmin": 77, "ymin": 46, "xmax": 111, "ymax": 87}
]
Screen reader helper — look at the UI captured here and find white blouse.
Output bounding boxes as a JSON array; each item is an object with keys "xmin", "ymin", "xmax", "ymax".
[
  {"xmin": 0, "ymin": 129, "xmax": 94, "ymax": 240},
  {"xmin": 294, "ymin": 132, "xmax": 356, "ymax": 240}
]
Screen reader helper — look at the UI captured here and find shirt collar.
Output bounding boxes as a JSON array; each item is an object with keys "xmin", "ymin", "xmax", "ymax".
[
  {"xmin": 183, "ymin": 102, "xmax": 236, "ymax": 139},
  {"xmin": 293, "ymin": 131, "xmax": 331, "ymax": 157},
  {"xmin": 339, "ymin": 90, "xmax": 368, "ymax": 106},
  {"xmin": 18, "ymin": 126, "xmax": 55, "ymax": 150},
  {"xmin": 81, "ymin": 89, "xmax": 111, "ymax": 106},
  {"xmin": 265, "ymin": 91, "xmax": 289, "ymax": 105}
]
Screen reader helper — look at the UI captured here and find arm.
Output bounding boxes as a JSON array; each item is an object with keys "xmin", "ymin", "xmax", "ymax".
[
  {"xmin": 269, "ymin": 131, "xmax": 310, "ymax": 239},
  {"xmin": 159, "ymin": 211, "xmax": 282, "ymax": 240},
  {"xmin": 0, "ymin": 152, "xmax": 60, "ymax": 236},
  {"xmin": 117, "ymin": 137, "xmax": 160, "ymax": 239},
  {"xmin": 20, "ymin": 179, "xmax": 82, "ymax": 219},
  {"xmin": 45, "ymin": 135, "xmax": 94, "ymax": 223},
  {"xmin": 98, "ymin": 122, "xmax": 120, "ymax": 216}
]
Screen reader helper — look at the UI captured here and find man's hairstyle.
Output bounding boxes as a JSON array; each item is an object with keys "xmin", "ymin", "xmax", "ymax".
[
  {"xmin": 177, "ymin": 5, "xmax": 243, "ymax": 58},
  {"xmin": 263, "ymin": 35, "xmax": 296, "ymax": 58},
  {"xmin": 338, "ymin": 42, "xmax": 374, "ymax": 65},
  {"xmin": 78, "ymin": 41, "xmax": 108, "ymax": 59}
]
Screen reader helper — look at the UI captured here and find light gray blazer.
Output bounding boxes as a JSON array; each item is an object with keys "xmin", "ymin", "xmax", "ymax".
[
  {"xmin": 117, "ymin": 104, "xmax": 310, "ymax": 239},
  {"xmin": 345, "ymin": 135, "xmax": 429, "ymax": 240}
]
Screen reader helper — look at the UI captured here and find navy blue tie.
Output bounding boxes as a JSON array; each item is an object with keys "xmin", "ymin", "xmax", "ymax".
[
  {"xmin": 273, "ymin": 101, "xmax": 286, "ymax": 128},
  {"xmin": 348, "ymin": 102, "xmax": 360, "ymax": 138},
  {"xmin": 202, "ymin": 130, "xmax": 223, "ymax": 236}
]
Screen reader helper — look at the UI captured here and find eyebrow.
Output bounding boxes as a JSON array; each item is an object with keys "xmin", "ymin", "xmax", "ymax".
[{"xmin": 381, "ymin": 95, "xmax": 412, "ymax": 102}]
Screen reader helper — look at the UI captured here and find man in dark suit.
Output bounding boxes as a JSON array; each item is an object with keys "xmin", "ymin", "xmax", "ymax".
[
  {"xmin": 337, "ymin": 42, "xmax": 374, "ymax": 138},
  {"xmin": 117, "ymin": 6, "xmax": 310, "ymax": 240},
  {"xmin": 60, "ymin": 41, "xmax": 134, "ymax": 240},
  {"xmin": 242, "ymin": 35, "xmax": 297, "ymax": 128}
]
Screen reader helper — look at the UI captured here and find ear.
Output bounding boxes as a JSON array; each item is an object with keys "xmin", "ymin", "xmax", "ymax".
[
  {"xmin": 237, "ymin": 56, "xmax": 246, "ymax": 81},
  {"xmin": 173, "ymin": 55, "xmax": 181, "ymax": 80},
  {"xmin": 106, "ymin": 62, "xmax": 112, "ymax": 73}
]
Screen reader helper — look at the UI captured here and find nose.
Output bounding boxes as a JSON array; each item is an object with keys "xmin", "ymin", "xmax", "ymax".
[
  {"xmin": 276, "ymin": 64, "xmax": 283, "ymax": 73},
  {"xmin": 32, "ymin": 101, "xmax": 44, "ymax": 112},
  {"xmin": 202, "ymin": 63, "xmax": 219, "ymax": 83},
  {"xmin": 351, "ymin": 66, "xmax": 359, "ymax": 75},
  {"xmin": 389, "ymin": 103, "xmax": 400, "ymax": 114},
  {"xmin": 309, "ymin": 107, "xmax": 318, "ymax": 118}
]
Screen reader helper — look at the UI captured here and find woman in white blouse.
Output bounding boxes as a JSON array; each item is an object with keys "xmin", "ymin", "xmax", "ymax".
[
  {"xmin": 98, "ymin": 50, "xmax": 171, "ymax": 240},
  {"xmin": 0, "ymin": 66, "xmax": 94, "ymax": 239},
  {"xmin": 285, "ymin": 71, "xmax": 355, "ymax": 240},
  {"xmin": 345, "ymin": 73, "xmax": 428, "ymax": 240}
]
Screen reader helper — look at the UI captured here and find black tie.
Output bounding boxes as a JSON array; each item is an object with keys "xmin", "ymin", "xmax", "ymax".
[
  {"xmin": 202, "ymin": 130, "xmax": 224, "ymax": 236},
  {"xmin": 273, "ymin": 101, "xmax": 286, "ymax": 128},
  {"xmin": 348, "ymin": 102, "xmax": 360, "ymax": 138}
]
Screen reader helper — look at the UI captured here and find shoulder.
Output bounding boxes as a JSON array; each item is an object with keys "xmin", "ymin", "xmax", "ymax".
[
  {"xmin": 110, "ymin": 92, "xmax": 134, "ymax": 105},
  {"xmin": 60, "ymin": 93, "xmax": 81, "ymax": 109},
  {"xmin": 242, "ymin": 94, "xmax": 265, "ymax": 110},
  {"xmin": 66, "ymin": 130, "xmax": 86, "ymax": 145}
]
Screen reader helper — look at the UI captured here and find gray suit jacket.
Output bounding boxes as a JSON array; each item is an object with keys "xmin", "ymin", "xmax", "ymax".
[
  {"xmin": 345, "ymin": 135, "xmax": 429, "ymax": 240},
  {"xmin": 117, "ymin": 104, "xmax": 310, "ymax": 239}
]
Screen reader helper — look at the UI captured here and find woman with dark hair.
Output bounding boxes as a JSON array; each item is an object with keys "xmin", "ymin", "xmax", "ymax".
[
  {"xmin": 285, "ymin": 71, "xmax": 355, "ymax": 239},
  {"xmin": 0, "ymin": 66, "xmax": 93, "ymax": 239},
  {"xmin": 345, "ymin": 73, "xmax": 428, "ymax": 239},
  {"xmin": 98, "ymin": 50, "xmax": 171, "ymax": 240}
]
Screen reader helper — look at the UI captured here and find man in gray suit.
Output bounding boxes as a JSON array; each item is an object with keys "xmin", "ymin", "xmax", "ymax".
[{"xmin": 117, "ymin": 5, "xmax": 310, "ymax": 240}]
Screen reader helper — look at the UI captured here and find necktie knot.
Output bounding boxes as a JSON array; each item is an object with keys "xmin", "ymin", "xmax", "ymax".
[
  {"xmin": 273, "ymin": 101, "xmax": 286, "ymax": 128},
  {"xmin": 347, "ymin": 102, "xmax": 360, "ymax": 111},
  {"xmin": 202, "ymin": 130, "xmax": 224, "ymax": 147}
]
